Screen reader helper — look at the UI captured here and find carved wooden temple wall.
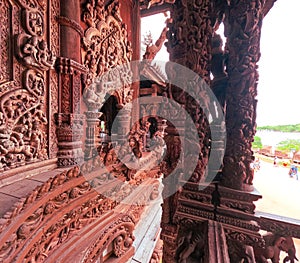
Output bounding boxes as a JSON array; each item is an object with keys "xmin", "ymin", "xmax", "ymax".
[{"xmin": 1, "ymin": 0, "xmax": 300, "ymax": 263}]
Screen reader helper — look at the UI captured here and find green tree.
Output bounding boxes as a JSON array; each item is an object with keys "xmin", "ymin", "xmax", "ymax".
[
  {"xmin": 252, "ymin": 136, "xmax": 262, "ymax": 149},
  {"xmin": 276, "ymin": 139, "xmax": 300, "ymax": 153},
  {"xmin": 257, "ymin": 124, "xmax": 300, "ymax": 132}
]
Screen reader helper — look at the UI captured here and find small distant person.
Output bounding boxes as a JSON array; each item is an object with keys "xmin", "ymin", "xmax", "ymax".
[
  {"xmin": 273, "ymin": 156, "xmax": 278, "ymax": 167},
  {"xmin": 295, "ymin": 166, "xmax": 298, "ymax": 180},
  {"xmin": 253, "ymin": 158, "xmax": 260, "ymax": 171},
  {"xmin": 289, "ymin": 165, "xmax": 294, "ymax": 178},
  {"xmin": 288, "ymin": 164, "xmax": 298, "ymax": 180}
]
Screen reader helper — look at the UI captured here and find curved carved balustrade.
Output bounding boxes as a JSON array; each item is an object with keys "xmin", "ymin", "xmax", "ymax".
[{"xmin": 0, "ymin": 153, "xmax": 161, "ymax": 263}]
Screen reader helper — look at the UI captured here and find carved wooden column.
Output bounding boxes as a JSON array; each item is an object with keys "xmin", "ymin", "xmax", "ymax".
[
  {"xmin": 221, "ymin": 0, "xmax": 263, "ymax": 191},
  {"xmin": 84, "ymin": 111, "xmax": 102, "ymax": 159},
  {"xmin": 161, "ymin": 0, "xmax": 213, "ymax": 262},
  {"xmin": 55, "ymin": 0, "xmax": 86, "ymax": 166},
  {"xmin": 112, "ymin": 105, "xmax": 132, "ymax": 145}
]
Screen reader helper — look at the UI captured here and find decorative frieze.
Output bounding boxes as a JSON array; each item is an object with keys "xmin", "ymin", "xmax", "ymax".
[{"xmin": 0, "ymin": 0, "xmax": 55, "ymax": 171}]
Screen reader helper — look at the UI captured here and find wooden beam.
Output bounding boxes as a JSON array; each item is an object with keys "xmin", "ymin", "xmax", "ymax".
[{"xmin": 140, "ymin": 3, "xmax": 172, "ymax": 17}]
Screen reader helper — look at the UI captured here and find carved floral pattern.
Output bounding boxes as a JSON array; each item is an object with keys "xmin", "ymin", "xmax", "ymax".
[
  {"xmin": 0, "ymin": 157, "xmax": 160, "ymax": 262},
  {"xmin": 81, "ymin": 0, "xmax": 133, "ymax": 109},
  {"xmin": 0, "ymin": 0, "xmax": 55, "ymax": 171},
  {"xmin": 0, "ymin": 0, "xmax": 13, "ymax": 86},
  {"xmin": 48, "ymin": 0, "xmax": 59, "ymax": 158},
  {"xmin": 0, "ymin": 70, "xmax": 48, "ymax": 169}
]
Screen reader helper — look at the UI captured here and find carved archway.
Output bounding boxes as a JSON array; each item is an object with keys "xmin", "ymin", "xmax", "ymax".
[
  {"xmin": 99, "ymin": 95, "xmax": 119, "ymax": 136},
  {"xmin": 81, "ymin": 0, "xmax": 134, "ymax": 159}
]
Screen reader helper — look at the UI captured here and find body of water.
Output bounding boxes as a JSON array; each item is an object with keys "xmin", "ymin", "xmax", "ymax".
[{"xmin": 256, "ymin": 130, "xmax": 300, "ymax": 146}]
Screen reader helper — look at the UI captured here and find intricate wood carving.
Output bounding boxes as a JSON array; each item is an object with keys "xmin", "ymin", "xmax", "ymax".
[
  {"xmin": 78, "ymin": 215, "xmax": 135, "ymax": 262},
  {"xmin": 253, "ymin": 234, "xmax": 298, "ymax": 263},
  {"xmin": 55, "ymin": 112, "xmax": 85, "ymax": 166},
  {"xmin": 177, "ymin": 227, "xmax": 205, "ymax": 262},
  {"xmin": 53, "ymin": 0, "xmax": 87, "ymax": 167},
  {"xmin": 259, "ymin": 213, "xmax": 300, "ymax": 239},
  {"xmin": 221, "ymin": 0, "xmax": 264, "ymax": 191},
  {"xmin": 48, "ymin": 0, "xmax": 60, "ymax": 158},
  {"xmin": 16, "ymin": 34, "xmax": 55, "ymax": 71},
  {"xmin": 161, "ymin": 1, "xmax": 213, "ymax": 261},
  {"xmin": 0, "ymin": 0, "xmax": 13, "ymax": 87},
  {"xmin": 0, "ymin": 0, "xmax": 55, "ymax": 171},
  {"xmin": 149, "ymin": 239, "xmax": 163, "ymax": 263},
  {"xmin": 0, "ymin": 158, "xmax": 159, "ymax": 262},
  {"xmin": 140, "ymin": 0, "xmax": 175, "ymax": 10},
  {"xmin": 81, "ymin": 0, "xmax": 134, "ymax": 160},
  {"xmin": 227, "ymin": 240, "xmax": 257, "ymax": 263},
  {"xmin": 81, "ymin": 0, "xmax": 133, "ymax": 106}
]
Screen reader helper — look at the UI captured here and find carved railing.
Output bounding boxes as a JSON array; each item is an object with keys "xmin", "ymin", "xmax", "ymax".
[
  {"xmin": 0, "ymin": 154, "xmax": 161, "ymax": 263},
  {"xmin": 167, "ymin": 180, "xmax": 300, "ymax": 263}
]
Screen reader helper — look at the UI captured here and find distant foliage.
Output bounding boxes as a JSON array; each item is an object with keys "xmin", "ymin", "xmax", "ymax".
[
  {"xmin": 257, "ymin": 124, "xmax": 300, "ymax": 132},
  {"xmin": 141, "ymin": 30, "xmax": 153, "ymax": 56},
  {"xmin": 252, "ymin": 136, "xmax": 263, "ymax": 149},
  {"xmin": 276, "ymin": 139, "xmax": 300, "ymax": 152},
  {"xmin": 142, "ymin": 31, "xmax": 153, "ymax": 47}
]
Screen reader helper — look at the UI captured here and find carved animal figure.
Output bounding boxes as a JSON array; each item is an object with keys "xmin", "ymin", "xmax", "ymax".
[{"xmin": 254, "ymin": 234, "xmax": 298, "ymax": 263}]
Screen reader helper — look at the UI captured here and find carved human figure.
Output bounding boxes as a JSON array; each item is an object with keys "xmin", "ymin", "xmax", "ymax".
[
  {"xmin": 0, "ymin": 127, "xmax": 33, "ymax": 161},
  {"xmin": 23, "ymin": 36, "xmax": 39, "ymax": 66},
  {"xmin": 95, "ymin": 1, "xmax": 105, "ymax": 21},
  {"xmin": 28, "ymin": 11, "xmax": 44, "ymax": 36},
  {"xmin": 83, "ymin": 0, "xmax": 96, "ymax": 27},
  {"xmin": 30, "ymin": 121, "xmax": 44, "ymax": 158},
  {"xmin": 111, "ymin": 1, "xmax": 122, "ymax": 22},
  {"xmin": 38, "ymin": 39, "xmax": 55, "ymax": 68}
]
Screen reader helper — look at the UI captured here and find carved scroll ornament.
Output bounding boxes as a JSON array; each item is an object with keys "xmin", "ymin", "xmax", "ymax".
[
  {"xmin": 140, "ymin": 0, "xmax": 175, "ymax": 10},
  {"xmin": 0, "ymin": 69, "xmax": 49, "ymax": 169},
  {"xmin": 82, "ymin": 0, "xmax": 133, "ymax": 109},
  {"xmin": 0, "ymin": 1, "xmax": 56, "ymax": 171}
]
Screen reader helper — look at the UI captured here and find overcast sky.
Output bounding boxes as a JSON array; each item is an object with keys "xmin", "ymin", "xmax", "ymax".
[
  {"xmin": 141, "ymin": 1, "xmax": 300, "ymax": 126},
  {"xmin": 257, "ymin": 0, "xmax": 300, "ymax": 126}
]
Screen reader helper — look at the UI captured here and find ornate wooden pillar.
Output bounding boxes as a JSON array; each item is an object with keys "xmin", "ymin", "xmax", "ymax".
[
  {"xmin": 221, "ymin": 0, "xmax": 264, "ymax": 191},
  {"xmin": 161, "ymin": 0, "xmax": 213, "ymax": 262},
  {"xmin": 55, "ymin": 0, "xmax": 86, "ymax": 166}
]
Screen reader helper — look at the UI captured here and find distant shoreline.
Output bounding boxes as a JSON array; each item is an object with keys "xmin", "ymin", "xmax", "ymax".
[{"xmin": 257, "ymin": 124, "xmax": 300, "ymax": 133}]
